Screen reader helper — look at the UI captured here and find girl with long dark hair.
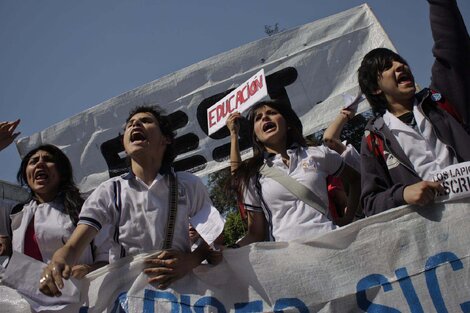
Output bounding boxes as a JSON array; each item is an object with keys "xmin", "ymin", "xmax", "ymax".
[
  {"xmin": 11, "ymin": 144, "xmax": 109, "ymax": 278},
  {"xmin": 232, "ymin": 99, "xmax": 361, "ymax": 246}
]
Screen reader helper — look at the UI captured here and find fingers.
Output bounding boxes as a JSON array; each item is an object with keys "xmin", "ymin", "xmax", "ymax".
[
  {"xmin": 226, "ymin": 112, "xmax": 241, "ymax": 131},
  {"xmin": 39, "ymin": 263, "xmax": 71, "ymax": 297},
  {"xmin": 8, "ymin": 119, "xmax": 20, "ymax": 133},
  {"xmin": 71, "ymin": 264, "xmax": 91, "ymax": 279},
  {"xmin": 340, "ymin": 109, "xmax": 353, "ymax": 121},
  {"xmin": 39, "ymin": 268, "xmax": 62, "ymax": 297},
  {"xmin": 144, "ymin": 264, "xmax": 176, "ymax": 289},
  {"xmin": 147, "ymin": 273, "xmax": 174, "ymax": 290},
  {"xmin": 0, "ymin": 119, "xmax": 20, "ymax": 133},
  {"xmin": 404, "ymin": 181, "xmax": 444, "ymax": 206}
]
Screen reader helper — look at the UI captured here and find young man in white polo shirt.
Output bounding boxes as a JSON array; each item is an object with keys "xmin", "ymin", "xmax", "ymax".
[{"xmin": 39, "ymin": 106, "xmax": 224, "ymax": 296}]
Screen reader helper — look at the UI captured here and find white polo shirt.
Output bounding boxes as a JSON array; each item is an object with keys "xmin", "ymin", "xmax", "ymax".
[
  {"xmin": 78, "ymin": 171, "xmax": 224, "ymax": 262},
  {"xmin": 383, "ymin": 100, "xmax": 456, "ymax": 180},
  {"xmin": 243, "ymin": 145, "xmax": 343, "ymax": 242},
  {"xmin": 10, "ymin": 199, "xmax": 110, "ymax": 264}
]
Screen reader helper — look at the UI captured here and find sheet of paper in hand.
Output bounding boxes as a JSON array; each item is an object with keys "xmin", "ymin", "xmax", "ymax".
[{"xmin": 432, "ymin": 161, "xmax": 470, "ymax": 202}]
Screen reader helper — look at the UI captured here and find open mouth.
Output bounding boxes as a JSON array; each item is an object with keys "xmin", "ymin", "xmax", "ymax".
[
  {"xmin": 34, "ymin": 170, "xmax": 48, "ymax": 181},
  {"xmin": 262, "ymin": 122, "xmax": 276, "ymax": 132},
  {"xmin": 397, "ymin": 72, "xmax": 413, "ymax": 85},
  {"xmin": 130, "ymin": 130, "xmax": 147, "ymax": 143}
]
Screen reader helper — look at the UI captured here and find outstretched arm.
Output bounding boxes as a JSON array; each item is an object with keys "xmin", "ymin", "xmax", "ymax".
[
  {"xmin": 226, "ymin": 112, "xmax": 242, "ymax": 174},
  {"xmin": 429, "ymin": 0, "xmax": 470, "ymax": 124},
  {"xmin": 39, "ymin": 224, "xmax": 98, "ymax": 296},
  {"xmin": 0, "ymin": 119, "xmax": 20, "ymax": 151}
]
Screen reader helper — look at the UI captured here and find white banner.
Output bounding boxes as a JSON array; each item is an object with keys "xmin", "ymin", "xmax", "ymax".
[
  {"xmin": 2, "ymin": 200, "xmax": 470, "ymax": 312},
  {"xmin": 15, "ymin": 4, "xmax": 395, "ymax": 193}
]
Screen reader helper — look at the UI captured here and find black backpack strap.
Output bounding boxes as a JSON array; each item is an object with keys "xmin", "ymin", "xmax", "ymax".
[
  {"xmin": 162, "ymin": 172, "xmax": 178, "ymax": 250},
  {"xmin": 112, "ymin": 180, "xmax": 126, "ymax": 258}
]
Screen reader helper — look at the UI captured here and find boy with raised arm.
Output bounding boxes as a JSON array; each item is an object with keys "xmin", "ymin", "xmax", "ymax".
[{"xmin": 358, "ymin": 0, "xmax": 470, "ymax": 216}]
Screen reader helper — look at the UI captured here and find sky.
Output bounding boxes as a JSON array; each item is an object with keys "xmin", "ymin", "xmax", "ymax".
[{"xmin": 1, "ymin": 0, "xmax": 469, "ymax": 184}]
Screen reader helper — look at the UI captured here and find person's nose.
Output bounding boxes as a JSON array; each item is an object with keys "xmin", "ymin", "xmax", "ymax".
[
  {"xmin": 394, "ymin": 61, "xmax": 405, "ymax": 72},
  {"xmin": 130, "ymin": 119, "xmax": 143, "ymax": 128}
]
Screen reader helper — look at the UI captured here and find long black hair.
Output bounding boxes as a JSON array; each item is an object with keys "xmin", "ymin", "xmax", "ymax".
[
  {"xmin": 232, "ymin": 99, "xmax": 306, "ymax": 195},
  {"xmin": 17, "ymin": 144, "xmax": 83, "ymax": 225}
]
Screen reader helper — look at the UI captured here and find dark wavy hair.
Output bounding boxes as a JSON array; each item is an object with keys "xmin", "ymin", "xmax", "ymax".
[
  {"xmin": 232, "ymin": 99, "xmax": 306, "ymax": 195},
  {"xmin": 358, "ymin": 48, "xmax": 410, "ymax": 115},
  {"xmin": 125, "ymin": 105, "xmax": 176, "ymax": 174},
  {"xmin": 17, "ymin": 144, "xmax": 83, "ymax": 225}
]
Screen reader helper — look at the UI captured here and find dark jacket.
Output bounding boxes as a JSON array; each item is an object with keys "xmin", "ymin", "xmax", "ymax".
[
  {"xmin": 360, "ymin": 90, "xmax": 470, "ymax": 216},
  {"xmin": 360, "ymin": 0, "xmax": 470, "ymax": 216}
]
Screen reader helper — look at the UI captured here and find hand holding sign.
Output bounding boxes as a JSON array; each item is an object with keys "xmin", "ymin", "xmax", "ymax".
[
  {"xmin": 432, "ymin": 161, "xmax": 470, "ymax": 202},
  {"xmin": 207, "ymin": 69, "xmax": 268, "ymax": 135}
]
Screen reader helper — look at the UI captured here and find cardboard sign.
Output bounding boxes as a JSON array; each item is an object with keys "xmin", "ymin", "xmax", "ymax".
[{"xmin": 207, "ymin": 69, "xmax": 268, "ymax": 135}]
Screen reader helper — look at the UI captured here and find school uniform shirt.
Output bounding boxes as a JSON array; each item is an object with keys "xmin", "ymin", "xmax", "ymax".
[
  {"xmin": 10, "ymin": 199, "xmax": 110, "ymax": 264},
  {"xmin": 243, "ymin": 145, "xmax": 344, "ymax": 242},
  {"xmin": 383, "ymin": 100, "xmax": 457, "ymax": 180},
  {"xmin": 78, "ymin": 171, "xmax": 224, "ymax": 262}
]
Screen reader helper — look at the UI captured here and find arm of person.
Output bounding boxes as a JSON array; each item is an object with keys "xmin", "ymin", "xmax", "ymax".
[
  {"xmin": 39, "ymin": 224, "xmax": 98, "ymax": 297},
  {"xmin": 0, "ymin": 119, "xmax": 20, "ymax": 152},
  {"xmin": 360, "ymin": 137, "xmax": 410, "ymax": 216},
  {"xmin": 235, "ymin": 210, "xmax": 266, "ymax": 247},
  {"xmin": 143, "ymin": 242, "xmax": 212, "ymax": 290},
  {"xmin": 226, "ymin": 112, "xmax": 242, "ymax": 174},
  {"xmin": 429, "ymin": 0, "xmax": 470, "ymax": 124},
  {"xmin": 70, "ymin": 261, "xmax": 108, "ymax": 279},
  {"xmin": 323, "ymin": 110, "xmax": 354, "ymax": 154},
  {"xmin": 360, "ymin": 138, "xmax": 445, "ymax": 216},
  {"xmin": 403, "ymin": 181, "xmax": 445, "ymax": 206},
  {"xmin": 335, "ymin": 164, "xmax": 361, "ymax": 226}
]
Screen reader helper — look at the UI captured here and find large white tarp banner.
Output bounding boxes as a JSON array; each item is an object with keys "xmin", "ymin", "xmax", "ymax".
[
  {"xmin": 15, "ymin": 4, "xmax": 394, "ymax": 193},
  {"xmin": 2, "ymin": 201, "xmax": 470, "ymax": 312}
]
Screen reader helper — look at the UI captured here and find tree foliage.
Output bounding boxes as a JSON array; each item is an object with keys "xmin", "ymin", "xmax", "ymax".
[
  {"xmin": 207, "ymin": 167, "xmax": 237, "ymax": 215},
  {"xmin": 223, "ymin": 210, "xmax": 246, "ymax": 246},
  {"xmin": 207, "ymin": 168, "xmax": 247, "ymax": 245},
  {"xmin": 264, "ymin": 23, "xmax": 284, "ymax": 37}
]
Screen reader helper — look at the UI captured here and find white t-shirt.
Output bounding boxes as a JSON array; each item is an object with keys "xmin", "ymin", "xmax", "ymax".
[
  {"xmin": 383, "ymin": 101, "xmax": 457, "ymax": 180},
  {"xmin": 78, "ymin": 171, "xmax": 224, "ymax": 262},
  {"xmin": 243, "ymin": 145, "xmax": 343, "ymax": 242},
  {"xmin": 10, "ymin": 199, "xmax": 110, "ymax": 264}
]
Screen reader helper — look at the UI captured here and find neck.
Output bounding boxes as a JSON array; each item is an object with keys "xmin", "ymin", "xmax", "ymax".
[
  {"xmin": 131, "ymin": 157, "xmax": 162, "ymax": 185},
  {"xmin": 387, "ymin": 98, "xmax": 415, "ymax": 117},
  {"xmin": 35, "ymin": 192, "xmax": 57, "ymax": 204},
  {"xmin": 265, "ymin": 144, "xmax": 289, "ymax": 160}
]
